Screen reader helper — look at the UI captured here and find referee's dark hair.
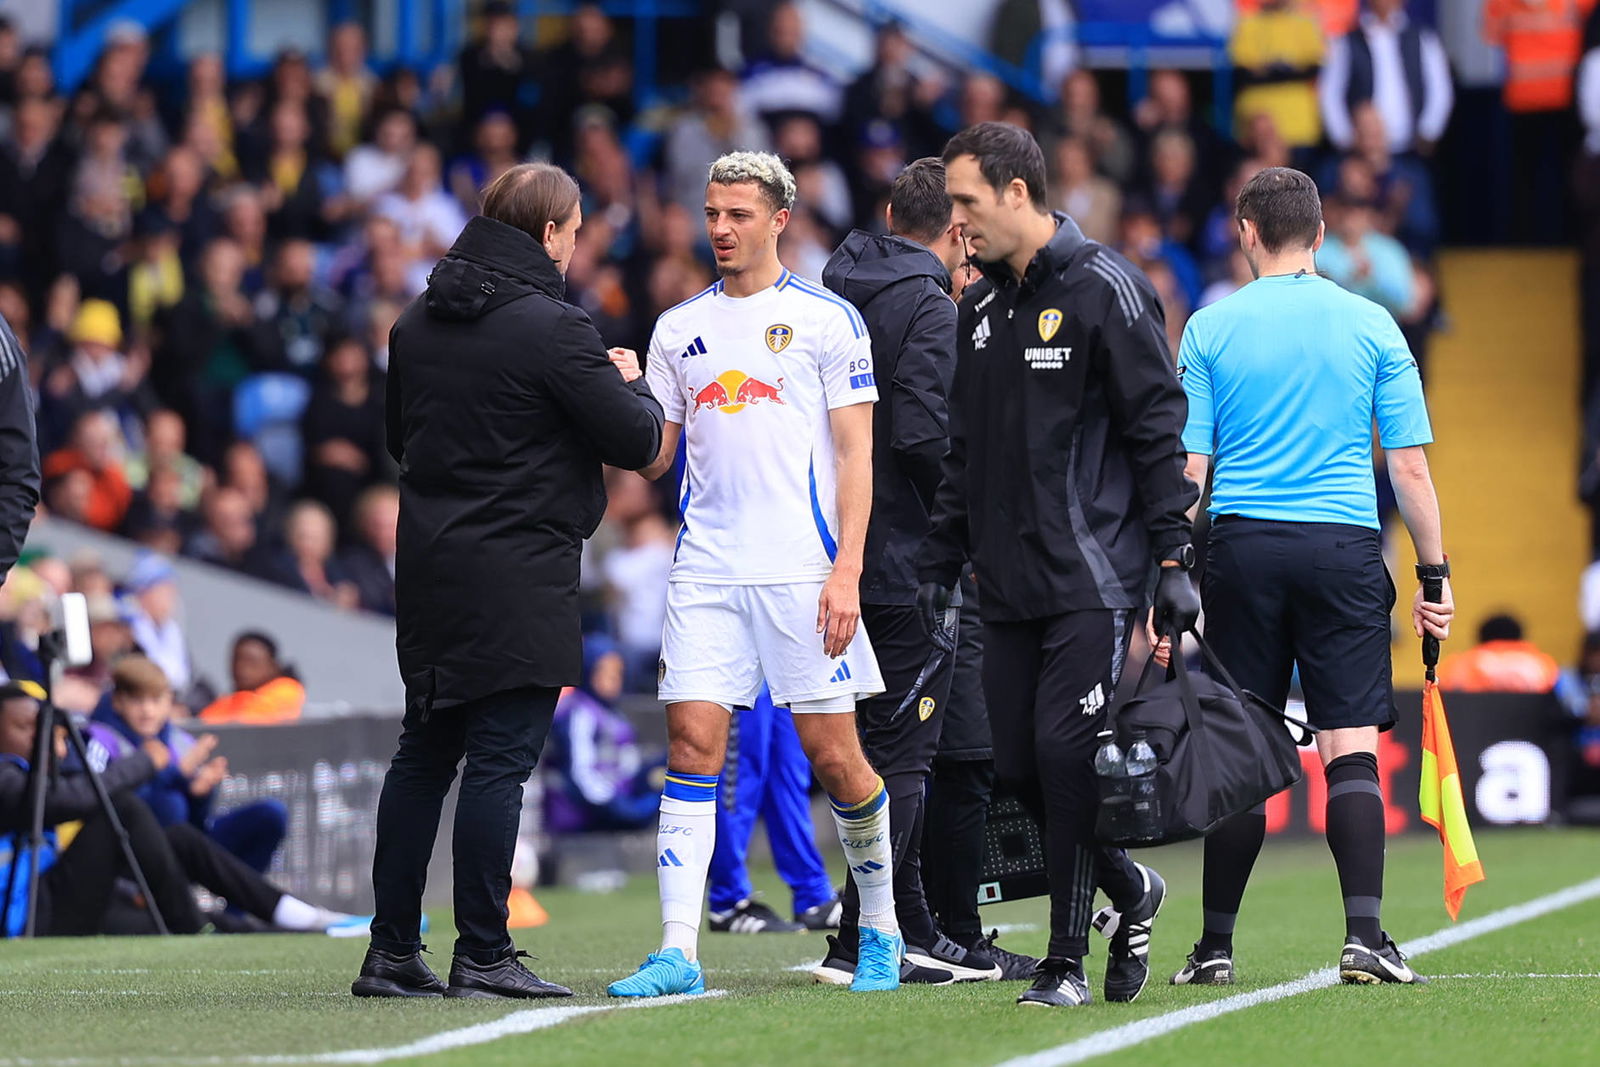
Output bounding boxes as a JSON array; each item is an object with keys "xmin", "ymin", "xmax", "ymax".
[
  {"xmin": 888, "ymin": 157, "xmax": 953, "ymax": 244},
  {"xmin": 942, "ymin": 122, "xmax": 1049, "ymax": 210},
  {"xmin": 1235, "ymin": 166, "xmax": 1322, "ymax": 253}
]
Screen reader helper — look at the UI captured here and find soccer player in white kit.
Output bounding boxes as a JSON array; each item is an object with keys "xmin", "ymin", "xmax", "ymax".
[{"xmin": 607, "ymin": 152, "xmax": 903, "ymax": 996}]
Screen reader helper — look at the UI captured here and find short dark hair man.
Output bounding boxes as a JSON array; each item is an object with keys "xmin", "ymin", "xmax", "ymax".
[
  {"xmin": 356, "ymin": 162, "xmax": 664, "ymax": 999},
  {"xmin": 816, "ymin": 158, "xmax": 1011, "ymax": 984},
  {"xmin": 1166, "ymin": 165, "xmax": 1452, "ymax": 986},
  {"xmin": 916, "ymin": 122, "xmax": 1201, "ymax": 1008}
]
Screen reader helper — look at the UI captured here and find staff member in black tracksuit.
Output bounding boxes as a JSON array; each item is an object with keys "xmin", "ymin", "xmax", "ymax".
[
  {"xmin": 0, "ymin": 314, "xmax": 39, "ymax": 580},
  {"xmin": 353, "ymin": 164, "xmax": 664, "ymax": 1001},
  {"xmin": 819, "ymin": 158, "xmax": 1002, "ymax": 984},
  {"xmin": 915, "ymin": 123, "xmax": 1201, "ymax": 1008}
]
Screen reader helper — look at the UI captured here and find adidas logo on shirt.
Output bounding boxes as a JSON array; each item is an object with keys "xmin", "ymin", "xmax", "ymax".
[
  {"xmin": 679, "ymin": 336, "xmax": 708, "ymax": 359},
  {"xmin": 1078, "ymin": 683, "xmax": 1106, "ymax": 716},
  {"xmin": 972, "ymin": 317, "xmax": 992, "ymax": 350}
]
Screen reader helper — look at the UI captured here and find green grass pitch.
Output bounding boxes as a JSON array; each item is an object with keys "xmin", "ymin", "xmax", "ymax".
[{"xmin": 1, "ymin": 828, "xmax": 1596, "ymax": 1066}]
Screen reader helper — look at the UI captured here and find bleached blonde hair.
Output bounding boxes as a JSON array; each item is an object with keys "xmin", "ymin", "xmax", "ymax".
[{"xmin": 707, "ymin": 151, "xmax": 797, "ymax": 213}]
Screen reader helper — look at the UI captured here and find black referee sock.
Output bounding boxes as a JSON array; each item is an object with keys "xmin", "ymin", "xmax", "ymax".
[
  {"xmin": 1324, "ymin": 751, "xmax": 1386, "ymax": 947},
  {"xmin": 1196, "ymin": 806, "xmax": 1266, "ymax": 956}
]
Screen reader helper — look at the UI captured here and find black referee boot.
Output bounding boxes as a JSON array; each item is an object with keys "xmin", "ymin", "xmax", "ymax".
[
  {"xmin": 446, "ymin": 950, "xmax": 574, "ymax": 999},
  {"xmin": 351, "ymin": 946, "xmax": 447, "ymax": 998}
]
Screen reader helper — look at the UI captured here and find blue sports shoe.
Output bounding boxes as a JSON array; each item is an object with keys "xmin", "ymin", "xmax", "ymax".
[
  {"xmin": 850, "ymin": 927, "xmax": 903, "ymax": 992},
  {"xmin": 607, "ymin": 948, "xmax": 706, "ymax": 998}
]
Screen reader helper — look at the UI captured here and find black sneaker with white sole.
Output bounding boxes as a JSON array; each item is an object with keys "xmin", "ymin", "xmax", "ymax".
[
  {"xmin": 1016, "ymin": 958, "xmax": 1092, "ymax": 1007},
  {"xmin": 1340, "ymin": 932, "xmax": 1428, "ymax": 985},
  {"xmin": 1091, "ymin": 862, "xmax": 1165, "ymax": 1003},
  {"xmin": 1171, "ymin": 945, "xmax": 1235, "ymax": 986},
  {"xmin": 905, "ymin": 934, "xmax": 1002, "ymax": 982},
  {"xmin": 795, "ymin": 896, "xmax": 842, "ymax": 931},
  {"xmin": 709, "ymin": 897, "xmax": 804, "ymax": 934},
  {"xmin": 811, "ymin": 933, "xmax": 956, "ymax": 986},
  {"xmin": 957, "ymin": 930, "xmax": 1041, "ymax": 981}
]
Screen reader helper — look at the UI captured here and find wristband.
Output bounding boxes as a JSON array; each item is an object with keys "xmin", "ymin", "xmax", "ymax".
[{"xmin": 1414, "ymin": 559, "xmax": 1450, "ymax": 581}]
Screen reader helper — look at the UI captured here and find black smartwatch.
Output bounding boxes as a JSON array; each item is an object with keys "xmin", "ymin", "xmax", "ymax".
[
  {"xmin": 1414, "ymin": 560, "xmax": 1451, "ymax": 581},
  {"xmin": 1162, "ymin": 544, "xmax": 1196, "ymax": 571}
]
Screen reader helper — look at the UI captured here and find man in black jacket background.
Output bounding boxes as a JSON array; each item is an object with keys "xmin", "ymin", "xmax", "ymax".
[
  {"xmin": 818, "ymin": 158, "xmax": 1003, "ymax": 985},
  {"xmin": 0, "ymin": 313, "xmax": 38, "ymax": 579},
  {"xmin": 915, "ymin": 123, "xmax": 1201, "ymax": 1008},
  {"xmin": 355, "ymin": 163, "xmax": 664, "ymax": 1001}
]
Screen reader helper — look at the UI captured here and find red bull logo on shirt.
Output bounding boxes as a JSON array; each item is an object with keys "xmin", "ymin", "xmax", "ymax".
[{"xmin": 692, "ymin": 370, "xmax": 786, "ymax": 414}]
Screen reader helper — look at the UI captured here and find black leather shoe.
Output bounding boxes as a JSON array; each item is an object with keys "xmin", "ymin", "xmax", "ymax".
[
  {"xmin": 446, "ymin": 950, "xmax": 574, "ymax": 999},
  {"xmin": 351, "ymin": 946, "xmax": 447, "ymax": 998}
]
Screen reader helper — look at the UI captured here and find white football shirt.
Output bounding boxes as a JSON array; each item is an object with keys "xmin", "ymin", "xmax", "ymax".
[{"xmin": 645, "ymin": 267, "xmax": 877, "ymax": 584}]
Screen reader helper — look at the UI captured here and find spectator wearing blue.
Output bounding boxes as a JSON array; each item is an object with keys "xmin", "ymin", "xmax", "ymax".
[
  {"xmin": 706, "ymin": 684, "xmax": 840, "ymax": 934},
  {"xmin": 91, "ymin": 655, "xmax": 288, "ymax": 873},
  {"xmin": 121, "ymin": 552, "xmax": 191, "ymax": 700},
  {"xmin": 1316, "ymin": 193, "xmax": 1416, "ymax": 319}
]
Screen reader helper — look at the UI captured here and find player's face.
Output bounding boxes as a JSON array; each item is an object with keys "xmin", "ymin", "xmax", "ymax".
[
  {"xmin": 945, "ymin": 153, "xmax": 1016, "ymax": 265},
  {"xmin": 705, "ymin": 182, "xmax": 787, "ymax": 278}
]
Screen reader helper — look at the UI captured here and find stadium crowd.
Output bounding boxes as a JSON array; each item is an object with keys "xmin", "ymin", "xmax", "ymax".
[{"xmin": 0, "ymin": 0, "xmax": 1593, "ymax": 709}]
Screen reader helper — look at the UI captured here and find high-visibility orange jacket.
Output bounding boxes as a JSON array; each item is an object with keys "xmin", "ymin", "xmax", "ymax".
[{"xmin": 1483, "ymin": 0, "xmax": 1598, "ymax": 112}]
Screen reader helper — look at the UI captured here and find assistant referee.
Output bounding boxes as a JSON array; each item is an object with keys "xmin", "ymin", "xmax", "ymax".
[{"xmin": 1165, "ymin": 167, "xmax": 1454, "ymax": 988}]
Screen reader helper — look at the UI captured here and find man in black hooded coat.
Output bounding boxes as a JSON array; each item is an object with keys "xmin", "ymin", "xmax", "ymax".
[{"xmin": 354, "ymin": 163, "xmax": 663, "ymax": 1001}]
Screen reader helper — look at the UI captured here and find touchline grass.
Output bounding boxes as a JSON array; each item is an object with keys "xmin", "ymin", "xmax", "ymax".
[{"xmin": 0, "ymin": 828, "xmax": 1595, "ymax": 1067}]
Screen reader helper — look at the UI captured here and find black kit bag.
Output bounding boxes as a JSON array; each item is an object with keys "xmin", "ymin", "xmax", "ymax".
[{"xmin": 1095, "ymin": 630, "xmax": 1313, "ymax": 848}]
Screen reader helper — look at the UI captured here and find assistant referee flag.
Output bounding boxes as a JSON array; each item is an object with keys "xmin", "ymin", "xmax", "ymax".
[{"xmin": 1419, "ymin": 659, "xmax": 1485, "ymax": 920}]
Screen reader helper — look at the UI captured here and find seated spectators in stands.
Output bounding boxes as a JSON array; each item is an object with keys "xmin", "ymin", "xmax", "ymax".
[
  {"xmin": 1053, "ymin": 136, "xmax": 1120, "ymax": 245},
  {"xmin": 253, "ymin": 98, "xmax": 347, "ymax": 244},
  {"xmin": 126, "ymin": 211, "xmax": 185, "ymax": 336},
  {"xmin": 1142, "ymin": 127, "xmax": 1210, "ymax": 249},
  {"xmin": 1229, "ymin": 0, "xmax": 1325, "ymax": 151},
  {"xmin": 314, "ymin": 21, "xmax": 377, "ymax": 161},
  {"xmin": 199, "ymin": 631, "xmax": 305, "ymax": 725},
  {"xmin": 120, "ymin": 553, "xmax": 192, "ymax": 700},
  {"xmin": 456, "ymin": 1, "xmax": 537, "ymax": 146},
  {"xmin": 301, "ymin": 335, "xmax": 386, "ymax": 529},
  {"xmin": 374, "ymin": 142, "xmax": 467, "ymax": 292},
  {"xmin": 448, "ymin": 110, "xmax": 521, "ymax": 215},
  {"xmin": 1, "ymin": 683, "xmax": 352, "ymax": 935},
  {"xmin": 1200, "ymin": 248, "xmax": 1256, "ymax": 309},
  {"xmin": 220, "ymin": 184, "xmax": 270, "ymax": 296},
  {"xmin": 1054, "ymin": 69, "xmax": 1136, "ymax": 185},
  {"xmin": 336, "ymin": 484, "xmax": 398, "ymax": 615},
  {"xmin": 264, "ymin": 500, "xmax": 358, "ymax": 610},
  {"xmin": 124, "ymin": 409, "xmax": 204, "ymax": 510},
  {"xmin": 542, "ymin": 635, "xmax": 665, "ymax": 834},
  {"xmin": 55, "ymin": 112, "xmax": 137, "ymax": 306},
  {"xmin": 254, "ymin": 238, "xmax": 344, "ymax": 377},
  {"xmin": 601, "ymin": 471, "xmax": 675, "ymax": 690},
  {"xmin": 1317, "ymin": 191, "xmax": 1416, "ymax": 318},
  {"xmin": 1118, "ymin": 200, "xmax": 1203, "ymax": 312},
  {"xmin": 1133, "ymin": 68, "xmax": 1232, "ymax": 206},
  {"xmin": 183, "ymin": 486, "xmax": 271, "ymax": 577},
  {"xmin": 344, "ymin": 106, "xmax": 418, "ymax": 210},
  {"xmin": 1438, "ymin": 614, "xmax": 1561, "ymax": 693},
  {"xmin": 0, "ymin": 97, "xmax": 76, "ymax": 298},
  {"xmin": 740, "ymin": 1, "xmax": 842, "ymax": 132},
  {"xmin": 91, "ymin": 655, "xmax": 288, "ymax": 872},
  {"xmin": 0, "ymin": 565, "xmax": 50, "ymax": 686},
  {"xmin": 146, "ymin": 143, "xmax": 221, "ymax": 264},
  {"xmin": 121, "ymin": 460, "xmax": 200, "ymax": 555},
  {"xmin": 43, "ymin": 411, "xmax": 133, "ymax": 533},
  {"xmin": 665, "ymin": 66, "xmax": 771, "ymax": 223},
  {"xmin": 40, "ymin": 299, "xmax": 150, "ymax": 451},
  {"xmin": 221, "ymin": 440, "xmax": 289, "ymax": 547}
]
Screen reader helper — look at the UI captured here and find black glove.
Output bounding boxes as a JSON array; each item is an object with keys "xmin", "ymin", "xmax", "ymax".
[
  {"xmin": 916, "ymin": 581, "xmax": 957, "ymax": 654},
  {"xmin": 1152, "ymin": 565, "xmax": 1200, "ymax": 637}
]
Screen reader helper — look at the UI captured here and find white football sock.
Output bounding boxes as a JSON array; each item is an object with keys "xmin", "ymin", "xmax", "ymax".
[
  {"xmin": 831, "ymin": 778, "xmax": 898, "ymax": 936},
  {"xmin": 271, "ymin": 894, "xmax": 325, "ymax": 930},
  {"xmin": 657, "ymin": 772, "xmax": 718, "ymax": 962}
]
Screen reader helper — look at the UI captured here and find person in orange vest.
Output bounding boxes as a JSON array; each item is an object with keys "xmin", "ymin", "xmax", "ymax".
[
  {"xmin": 1437, "ymin": 613, "xmax": 1561, "ymax": 693},
  {"xmin": 198, "ymin": 631, "xmax": 306, "ymax": 725},
  {"xmin": 1483, "ymin": 0, "xmax": 1598, "ymax": 241}
]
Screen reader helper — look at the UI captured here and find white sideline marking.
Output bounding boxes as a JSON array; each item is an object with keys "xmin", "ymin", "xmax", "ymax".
[
  {"xmin": 1435, "ymin": 973, "xmax": 1600, "ymax": 980},
  {"xmin": 994, "ymin": 876, "xmax": 1600, "ymax": 1067},
  {"xmin": 0, "ymin": 991, "xmax": 723, "ymax": 1067}
]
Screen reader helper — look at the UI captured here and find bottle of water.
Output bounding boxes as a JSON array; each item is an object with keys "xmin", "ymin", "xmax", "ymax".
[
  {"xmin": 1126, "ymin": 728, "xmax": 1161, "ymax": 841},
  {"xmin": 1094, "ymin": 729, "xmax": 1132, "ymax": 839}
]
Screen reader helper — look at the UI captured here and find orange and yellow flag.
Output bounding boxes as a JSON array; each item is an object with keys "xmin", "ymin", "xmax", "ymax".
[{"xmin": 1418, "ymin": 679, "xmax": 1486, "ymax": 920}]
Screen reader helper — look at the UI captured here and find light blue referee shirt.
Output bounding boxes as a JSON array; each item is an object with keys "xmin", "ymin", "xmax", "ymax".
[{"xmin": 1177, "ymin": 272, "xmax": 1432, "ymax": 530}]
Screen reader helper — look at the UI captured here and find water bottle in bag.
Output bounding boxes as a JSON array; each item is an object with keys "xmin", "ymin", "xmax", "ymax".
[
  {"xmin": 1094, "ymin": 729, "xmax": 1132, "ymax": 839},
  {"xmin": 1125, "ymin": 728, "xmax": 1162, "ymax": 841}
]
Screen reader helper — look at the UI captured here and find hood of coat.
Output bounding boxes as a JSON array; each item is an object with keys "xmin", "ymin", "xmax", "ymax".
[
  {"xmin": 424, "ymin": 216, "xmax": 564, "ymax": 321},
  {"xmin": 821, "ymin": 229, "xmax": 952, "ymax": 309}
]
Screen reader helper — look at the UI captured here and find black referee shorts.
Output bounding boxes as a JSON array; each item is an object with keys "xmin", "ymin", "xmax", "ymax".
[{"xmin": 1202, "ymin": 516, "xmax": 1397, "ymax": 732}]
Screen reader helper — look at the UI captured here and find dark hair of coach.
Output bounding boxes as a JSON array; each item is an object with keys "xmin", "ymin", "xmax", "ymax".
[{"xmin": 358, "ymin": 162, "xmax": 664, "ymax": 996}]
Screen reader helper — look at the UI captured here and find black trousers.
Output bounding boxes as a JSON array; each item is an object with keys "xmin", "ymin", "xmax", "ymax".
[
  {"xmin": 923, "ymin": 577, "xmax": 995, "ymax": 941},
  {"xmin": 983, "ymin": 609, "xmax": 1143, "ymax": 958},
  {"xmin": 840, "ymin": 602, "xmax": 953, "ymax": 947},
  {"xmin": 370, "ymin": 684, "xmax": 559, "ymax": 962}
]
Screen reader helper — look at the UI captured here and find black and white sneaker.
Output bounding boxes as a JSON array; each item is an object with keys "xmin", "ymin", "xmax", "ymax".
[
  {"xmin": 709, "ymin": 898, "xmax": 804, "ymax": 934},
  {"xmin": 905, "ymin": 934, "xmax": 1003, "ymax": 982},
  {"xmin": 1340, "ymin": 932, "xmax": 1428, "ymax": 985},
  {"xmin": 959, "ymin": 930, "xmax": 1041, "ymax": 981},
  {"xmin": 1092, "ymin": 862, "xmax": 1165, "ymax": 1003},
  {"xmin": 796, "ymin": 896, "xmax": 842, "ymax": 931},
  {"xmin": 1171, "ymin": 945, "xmax": 1235, "ymax": 986},
  {"xmin": 1016, "ymin": 958, "xmax": 1092, "ymax": 1007},
  {"xmin": 811, "ymin": 933, "xmax": 956, "ymax": 986}
]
